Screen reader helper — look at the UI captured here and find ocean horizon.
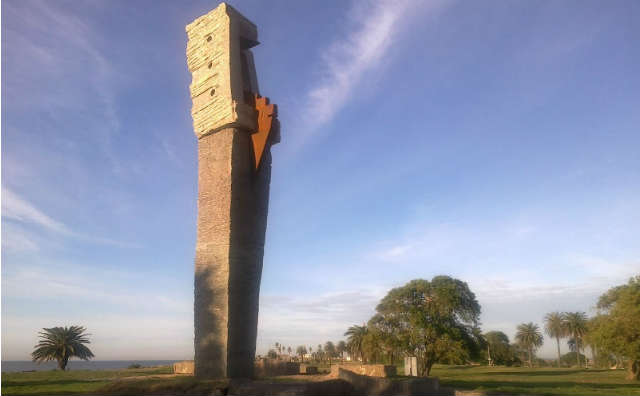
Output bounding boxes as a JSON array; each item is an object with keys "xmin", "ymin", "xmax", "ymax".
[{"xmin": 0, "ymin": 360, "xmax": 182, "ymax": 373}]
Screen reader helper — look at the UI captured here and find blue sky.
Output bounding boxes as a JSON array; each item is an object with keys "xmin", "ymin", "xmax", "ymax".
[{"xmin": 2, "ymin": 0, "xmax": 639, "ymax": 360}]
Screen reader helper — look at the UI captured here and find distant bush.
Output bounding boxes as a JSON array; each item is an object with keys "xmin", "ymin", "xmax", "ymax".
[
  {"xmin": 560, "ymin": 352, "xmax": 587, "ymax": 367},
  {"xmin": 127, "ymin": 363, "xmax": 142, "ymax": 369},
  {"xmin": 534, "ymin": 358, "xmax": 551, "ymax": 367}
]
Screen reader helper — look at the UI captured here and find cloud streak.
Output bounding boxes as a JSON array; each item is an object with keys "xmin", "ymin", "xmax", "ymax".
[
  {"xmin": 1, "ymin": 263, "xmax": 189, "ymax": 315},
  {"xmin": 2, "ymin": 0, "xmax": 122, "ymax": 172},
  {"xmin": 296, "ymin": 0, "xmax": 448, "ymax": 145},
  {"xmin": 2, "ymin": 187, "xmax": 70, "ymax": 235},
  {"xmin": 2, "ymin": 187, "xmax": 139, "ymax": 248},
  {"xmin": 257, "ymin": 289, "xmax": 383, "ymax": 353}
]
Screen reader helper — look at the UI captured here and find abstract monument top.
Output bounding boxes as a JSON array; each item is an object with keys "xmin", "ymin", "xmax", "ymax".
[{"xmin": 186, "ymin": 3, "xmax": 279, "ymax": 169}]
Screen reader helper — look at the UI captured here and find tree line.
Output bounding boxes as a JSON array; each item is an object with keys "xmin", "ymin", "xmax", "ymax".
[
  {"xmin": 342, "ymin": 275, "xmax": 639, "ymax": 380},
  {"xmin": 268, "ymin": 341, "xmax": 349, "ymax": 364}
]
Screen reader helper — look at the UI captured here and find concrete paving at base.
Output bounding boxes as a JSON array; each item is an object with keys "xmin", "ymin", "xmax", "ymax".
[{"xmin": 169, "ymin": 361, "xmax": 524, "ymax": 395}]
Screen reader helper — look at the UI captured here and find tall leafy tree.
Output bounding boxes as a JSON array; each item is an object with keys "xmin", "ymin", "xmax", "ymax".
[
  {"xmin": 544, "ymin": 312, "xmax": 567, "ymax": 367},
  {"xmin": 361, "ymin": 326, "xmax": 386, "ymax": 364},
  {"xmin": 515, "ymin": 322, "xmax": 544, "ymax": 368},
  {"xmin": 367, "ymin": 276, "xmax": 482, "ymax": 376},
  {"xmin": 337, "ymin": 340, "xmax": 347, "ymax": 362},
  {"xmin": 344, "ymin": 325, "xmax": 367, "ymax": 362},
  {"xmin": 296, "ymin": 346, "xmax": 307, "ymax": 363},
  {"xmin": 589, "ymin": 276, "xmax": 640, "ymax": 380},
  {"xmin": 325, "ymin": 341, "xmax": 336, "ymax": 364},
  {"xmin": 31, "ymin": 326, "xmax": 94, "ymax": 371},
  {"xmin": 484, "ymin": 331, "xmax": 513, "ymax": 366},
  {"xmin": 564, "ymin": 312, "xmax": 588, "ymax": 368}
]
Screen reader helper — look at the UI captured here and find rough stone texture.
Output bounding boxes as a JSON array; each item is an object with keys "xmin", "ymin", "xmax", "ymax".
[
  {"xmin": 172, "ymin": 360, "xmax": 195, "ymax": 374},
  {"xmin": 188, "ymin": 2, "xmax": 276, "ymax": 379},
  {"xmin": 193, "ymin": 127, "xmax": 272, "ymax": 379},
  {"xmin": 330, "ymin": 364, "xmax": 397, "ymax": 378},
  {"xmin": 254, "ymin": 359, "xmax": 300, "ymax": 377},
  {"xmin": 338, "ymin": 368, "xmax": 440, "ymax": 396},
  {"xmin": 299, "ymin": 364, "xmax": 319, "ymax": 374},
  {"xmin": 186, "ymin": 3, "xmax": 258, "ymax": 138},
  {"xmin": 229, "ymin": 378, "xmax": 354, "ymax": 396}
]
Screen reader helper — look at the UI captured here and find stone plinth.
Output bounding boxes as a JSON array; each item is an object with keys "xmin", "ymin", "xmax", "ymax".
[
  {"xmin": 338, "ymin": 368, "xmax": 440, "ymax": 395},
  {"xmin": 330, "ymin": 364, "xmax": 397, "ymax": 378},
  {"xmin": 254, "ymin": 359, "xmax": 300, "ymax": 377},
  {"xmin": 173, "ymin": 360, "xmax": 195, "ymax": 374},
  {"xmin": 299, "ymin": 364, "xmax": 319, "ymax": 374}
]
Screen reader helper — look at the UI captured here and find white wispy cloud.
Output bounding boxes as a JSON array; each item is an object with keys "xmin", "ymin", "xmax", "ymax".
[
  {"xmin": 2, "ymin": 187, "xmax": 139, "ymax": 248},
  {"xmin": 3, "ymin": 0, "xmax": 122, "ymax": 172},
  {"xmin": 257, "ymin": 289, "xmax": 384, "ymax": 353},
  {"xmin": 1, "ymin": 263, "xmax": 189, "ymax": 314},
  {"xmin": 296, "ymin": 0, "xmax": 448, "ymax": 145},
  {"xmin": 1, "ymin": 223, "xmax": 41, "ymax": 253},
  {"xmin": 2, "ymin": 187, "xmax": 70, "ymax": 235}
]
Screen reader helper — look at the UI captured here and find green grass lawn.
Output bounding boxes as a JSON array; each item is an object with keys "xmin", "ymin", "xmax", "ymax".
[
  {"xmin": 2, "ymin": 364, "xmax": 639, "ymax": 395},
  {"xmin": 1, "ymin": 366, "xmax": 173, "ymax": 396},
  {"xmin": 431, "ymin": 365, "xmax": 640, "ymax": 396}
]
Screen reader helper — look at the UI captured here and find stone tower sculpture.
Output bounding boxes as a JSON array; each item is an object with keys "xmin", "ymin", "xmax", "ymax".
[{"xmin": 186, "ymin": 3, "xmax": 279, "ymax": 379}]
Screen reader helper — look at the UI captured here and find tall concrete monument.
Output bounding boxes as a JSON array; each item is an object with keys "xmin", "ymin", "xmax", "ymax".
[{"xmin": 186, "ymin": 3, "xmax": 279, "ymax": 379}]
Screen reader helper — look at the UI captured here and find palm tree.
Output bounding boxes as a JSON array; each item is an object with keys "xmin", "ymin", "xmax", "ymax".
[
  {"xmin": 32, "ymin": 326, "xmax": 94, "ymax": 370},
  {"xmin": 337, "ymin": 340, "xmax": 347, "ymax": 362},
  {"xmin": 544, "ymin": 312, "xmax": 567, "ymax": 367},
  {"xmin": 344, "ymin": 324, "xmax": 367, "ymax": 362},
  {"xmin": 564, "ymin": 312, "xmax": 588, "ymax": 368},
  {"xmin": 515, "ymin": 322, "xmax": 544, "ymax": 368}
]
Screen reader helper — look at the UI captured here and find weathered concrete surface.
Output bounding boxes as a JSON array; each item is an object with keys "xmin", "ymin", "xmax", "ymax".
[
  {"xmin": 299, "ymin": 364, "xmax": 319, "ymax": 374},
  {"xmin": 187, "ymin": 3, "xmax": 276, "ymax": 379},
  {"xmin": 330, "ymin": 364, "xmax": 397, "ymax": 378},
  {"xmin": 229, "ymin": 378, "xmax": 354, "ymax": 396},
  {"xmin": 193, "ymin": 127, "xmax": 272, "ymax": 379},
  {"xmin": 338, "ymin": 368, "xmax": 440, "ymax": 396},
  {"xmin": 254, "ymin": 359, "xmax": 300, "ymax": 377},
  {"xmin": 172, "ymin": 360, "xmax": 195, "ymax": 374}
]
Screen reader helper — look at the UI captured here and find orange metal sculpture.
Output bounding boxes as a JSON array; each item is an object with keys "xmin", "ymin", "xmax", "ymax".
[{"xmin": 251, "ymin": 94, "xmax": 277, "ymax": 170}]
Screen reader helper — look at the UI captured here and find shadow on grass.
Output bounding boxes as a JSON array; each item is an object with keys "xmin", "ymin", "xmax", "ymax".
[
  {"xmin": 93, "ymin": 377, "xmax": 229, "ymax": 396},
  {"xmin": 2, "ymin": 379, "xmax": 107, "ymax": 387},
  {"xmin": 441, "ymin": 366, "xmax": 478, "ymax": 370},
  {"xmin": 488, "ymin": 369, "xmax": 587, "ymax": 376},
  {"xmin": 444, "ymin": 379, "xmax": 640, "ymax": 391}
]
